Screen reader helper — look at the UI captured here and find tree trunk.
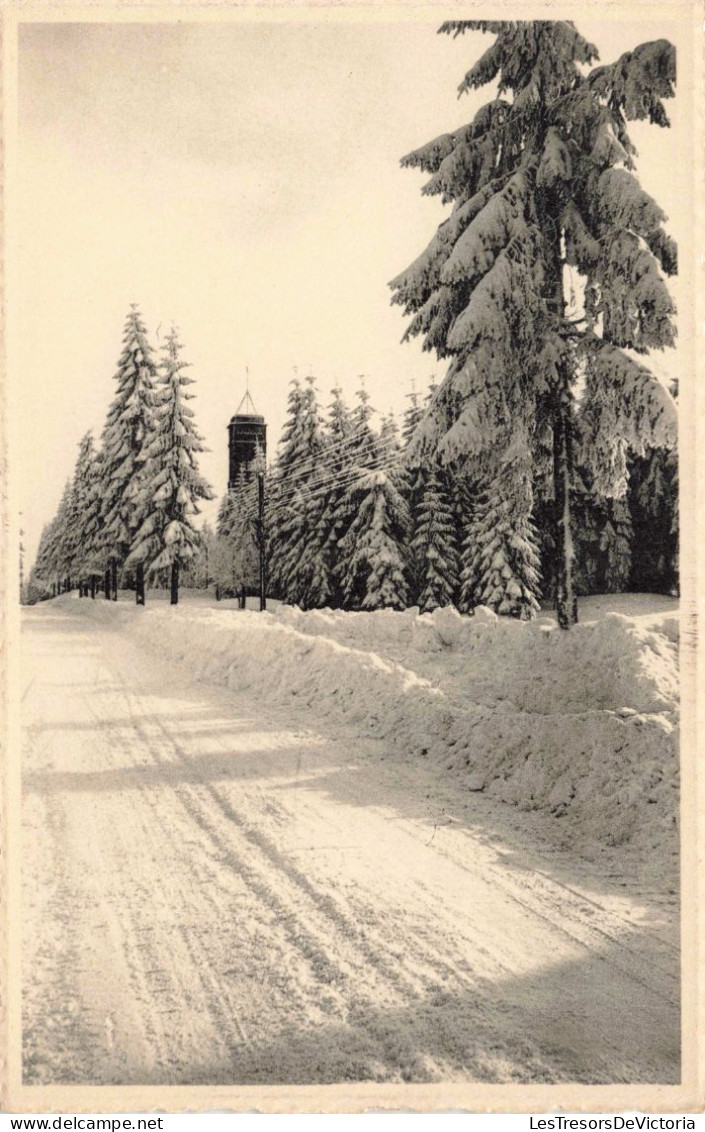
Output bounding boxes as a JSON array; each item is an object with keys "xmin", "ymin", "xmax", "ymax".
[
  {"xmin": 104, "ymin": 567, "xmax": 111, "ymax": 600},
  {"xmin": 111, "ymin": 560, "xmax": 118, "ymax": 602},
  {"xmin": 553, "ymin": 401, "xmax": 578, "ymax": 629},
  {"xmin": 543, "ymin": 190, "xmax": 578, "ymax": 631},
  {"xmin": 136, "ymin": 563, "xmax": 145, "ymax": 606},
  {"xmin": 170, "ymin": 561, "xmax": 179, "ymax": 606},
  {"xmin": 91, "ymin": 576, "xmax": 96, "ymax": 599}
]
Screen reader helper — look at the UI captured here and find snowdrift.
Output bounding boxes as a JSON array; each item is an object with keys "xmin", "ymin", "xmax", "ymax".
[{"xmin": 62, "ymin": 594, "xmax": 679, "ymax": 857}]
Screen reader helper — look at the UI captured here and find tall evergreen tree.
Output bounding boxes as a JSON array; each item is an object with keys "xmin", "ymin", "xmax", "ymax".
[
  {"xmin": 275, "ymin": 377, "xmax": 305, "ymax": 476},
  {"xmin": 275, "ymin": 374, "xmax": 324, "ymax": 486},
  {"xmin": 411, "ymin": 462, "xmax": 460, "ymax": 611},
  {"xmin": 48, "ymin": 481, "xmax": 74, "ymax": 592},
  {"xmin": 126, "ymin": 328, "xmax": 214, "ymax": 604},
  {"xmin": 186, "ymin": 520, "xmax": 217, "ymax": 590},
  {"xmin": 32, "ymin": 518, "xmax": 60, "ymax": 596},
  {"xmin": 81, "ymin": 445, "xmax": 108, "ymax": 596},
  {"xmin": 299, "ymin": 385, "xmax": 358, "ymax": 608},
  {"xmin": 336, "ymin": 470, "xmax": 411, "ymax": 610},
  {"xmin": 327, "ymin": 384, "xmax": 354, "ymax": 448},
  {"xmin": 270, "ymin": 485, "xmax": 323, "ymax": 608},
  {"xmin": 401, "ymin": 383, "xmax": 429, "ymax": 600},
  {"xmin": 66, "ymin": 432, "xmax": 98, "ymax": 593},
  {"xmin": 460, "ymin": 454, "xmax": 541, "ymax": 618},
  {"xmin": 453, "ymin": 471, "xmax": 478, "ymax": 611},
  {"xmin": 214, "ymin": 472, "xmax": 259, "ymax": 599},
  {"xmin": 269, "ymin": 375, "xmax": 326, "ymax": 601},
  {"xmin": 391, "ymin": 21, "xmax": 677, "ymax": 627},
  {"xmin": 99, "ymin": 304, "xmax": 158, "ymax": 599},
  {"xmin": 351, "ymin": 379, "xmax": 379, "ymax": 465}
]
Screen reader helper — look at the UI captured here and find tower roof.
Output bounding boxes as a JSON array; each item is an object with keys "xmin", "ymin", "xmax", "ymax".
[{"xmin": 235, "ymin": 388, "xmax": 258, "ymax": 415}]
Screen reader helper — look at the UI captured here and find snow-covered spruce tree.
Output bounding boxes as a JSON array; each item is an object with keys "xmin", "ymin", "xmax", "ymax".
[
  {"xmin": 47, "ymin": 481, "xmax": 74, "ymax": 592},
  {"xmin": 185, "ymin": 520, "xmax": 217, "ymax": 590},
  {"xmin": 125, "ymin": 328, "xmax": 214, "ymax": 605},
  {"xmin": 230, "ymin": 472, "xmax": 260, "ymax": 599},
  {"xmin": 461, "ymin": 452, "xmax": 541, "ymax": 618},
  {"xmin": 400, "ymin": 383, "xmax": 429, "ymax": 599},
  {"xmin": 457, "ymin": 526, "xmax": 476, "ymax": 613},
  {"xmin": 296, "ymin": 384, "xmax": 357, "ymax": 609},
  {"xmin": 29, "ymin": 523, "xmax": 52, "ymax": 598},
  {"xmin": 278, "ymin": 374, "xmax": 325, "ymax": 484},
  {"xmin": 453, "ymin": 471, "xmax": 477, "ymax": 611},
  {"xmin": 31, "ymin": 517, "xmax": 61, "ymax": 597},
  {"xmin": 53, "ymin": 455, "xmax": 83, "ymax": 593},
  {"xmin": 336, "ymin": 470, "xmax": 411, "ymax": 610},
  {"xmin": 66, "ymin": 432, "xmax": 99, "ymax": 595},
  {"xmin": 269, "ymin": 483, "xmax": 326, "ymax": 608},
  {"xmin": 24, "ymin": 552, "xmax": 52, "ymax": 604},
  {"xmin": 214, "ymin": 478, "xmax": 258, "ymax": 599},
  {"xmin": 268, "ymin": 374, "xmax": 326, "ymax": 604},
  {"xmin": 411, "ymin": 461, "xmax": 460, "ymax": 611},
  {"xmin": 80, "ymin": 445, "xmax": 108, "ymax": 597},
  {"xmin": 328, "ymin": 383, "xmax": 354, "ymax": 447},
  {"xmin": 391, "ymin": 21, "xmax": 677, "ymax": 627},
  {"xmin": 214, "ymin": 486, "xmax": 238, "ymax": 597},
  {"xmin": 215, "ymin": 465, "xmax": 260, "ymax": 600},
  {"xmin": 43, "ymin": 516, "xmax": 63, "ymax": 595},
  {"xmin": 99, "ymin": 304, "xmax": 158, "ymax": 601},
  {"xmin": 351, "ymin": 380, "xmax": 379, "ymax": 465}
]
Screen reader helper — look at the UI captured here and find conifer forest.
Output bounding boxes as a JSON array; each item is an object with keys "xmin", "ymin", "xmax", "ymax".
[{"xmin": 26, "ymin": 22, "xmax": 679, "ymax": 622}]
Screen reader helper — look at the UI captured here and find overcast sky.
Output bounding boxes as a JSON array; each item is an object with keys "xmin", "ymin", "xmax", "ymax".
[{"xmin": 16, "ymin": 15, "xmax": 686, "ymax": 562}]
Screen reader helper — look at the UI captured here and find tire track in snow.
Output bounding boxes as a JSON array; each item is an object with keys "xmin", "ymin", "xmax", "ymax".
[
  {"xmin": 22, "ymin": 605, "xmax": 680, "ymax": 1084},
  {"xmin": 116, "ymin": 692, "xmax": 565, "ymax": 1081},
  {"xmin": 121, "ymin": 693, "xmax": 667, "ymax": 1083}
]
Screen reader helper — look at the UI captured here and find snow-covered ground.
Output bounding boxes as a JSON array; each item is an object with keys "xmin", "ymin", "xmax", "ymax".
[
  {"xmin": 21, "ymin": 594, "xmax": 679, "ymax": 1085},
  {"xmin": 64, "ymin": 589, "xmax": 679, "ymax": 874}
]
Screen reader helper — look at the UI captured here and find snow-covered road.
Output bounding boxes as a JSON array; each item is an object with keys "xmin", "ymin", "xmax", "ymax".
[{"xmin": 22, "ymin": 602, "xmax": 679, "ymax": 1085}]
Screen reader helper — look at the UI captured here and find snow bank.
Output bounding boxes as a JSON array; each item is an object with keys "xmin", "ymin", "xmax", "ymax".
[{"xmin": 60, "ymin": 594, "xmax": 679, "ymax": 858}]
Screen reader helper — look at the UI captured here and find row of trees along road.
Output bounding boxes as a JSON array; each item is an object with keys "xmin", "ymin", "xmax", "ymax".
[
  {"xmin": 214, "ymin": 370, "xmax": 677, "ymax": 615},
  {"xmin": 29, "ymin": 306, "xmax": 214, "ymax": 605}
]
